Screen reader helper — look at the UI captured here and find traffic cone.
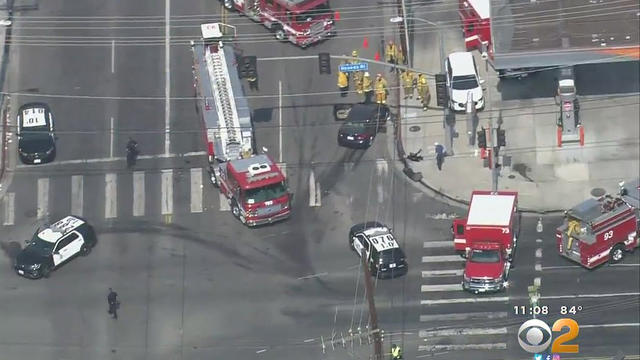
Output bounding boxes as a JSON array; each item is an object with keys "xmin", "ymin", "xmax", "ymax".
[
  {"xmin": 334, "ymin": 11, "xmax": 340, "ymax": 21},
  {"xmin": 362, "ymin": 37, "xmax": 369, "ymax": 49},
  {"xmin": 374, "ymin": 51, "xmax": 380, "ymax": 61}
]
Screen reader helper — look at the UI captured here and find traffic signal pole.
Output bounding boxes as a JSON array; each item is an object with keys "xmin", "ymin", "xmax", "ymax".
[{"xmin": 489, "ymin": 119, "xmax": 499, "ymax": 192}]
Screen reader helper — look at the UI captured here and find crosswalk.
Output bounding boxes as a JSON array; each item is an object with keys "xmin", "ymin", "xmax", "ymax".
[{"xmin": 418, "ymin": 239, "xmax": 511, "ymax": 355}]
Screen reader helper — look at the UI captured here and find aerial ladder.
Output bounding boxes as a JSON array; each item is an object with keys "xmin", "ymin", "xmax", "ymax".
[{"xmin": 191, "ymin": 23, "xmax": 253, "ymax": 164}]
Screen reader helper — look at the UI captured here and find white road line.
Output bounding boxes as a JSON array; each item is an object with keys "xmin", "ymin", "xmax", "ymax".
[
  {"xmin": 109, "ymin": 116, "xmax": 115, "ymax": 158},
  {"xmin": 423, "ymin": 241, "xmax": 452, "ymax": 248},
  {"xmin": 164, "ymin": 0, "xmax": 171, "ymax": 156},
  {"xmin": 309, "ymin": 169, "xmax": 317, "ymax": 207},
  {"xmin": 190, "ymin": 168, "xmax": 203, "ymax": 213},
  {"xmin": 580, "ymin": 323, "xmax": 640, "ymax": 329},
  {"xmin": 376, "ymin": 158, "xmax": 388, "ymax": 176},
  {"xmin": 419, "ymin": 344, "xmax": 507, "ymax": 351},
  {"xmin": 277, "ymin": 162, "xmax": 286, "ymax": 178},
  {"xmin": 535, "ymin": 264, "xmax": 542, "ymax": 271},
  {"xmin": 542, "ymin": 264, "xmax": 640, "ymax": 270},
  {"xmin": 278, "ymin": 80, "xmax": 283, "ymax": 163},
  {"xmin": 133, "ymin": 171, "xmax": 145, "ymax": 217},
  {"xmin": 422, "ymin": 269, "xmax": 464, "ymax": 277},
  {"xmin": 315, "ymin": 177, "xmax": 322, "ymax": 207},
  {"xmin": 3, "ymin": 192, "xmax": 15, "ymax": 225},
  {"xmin": 111, "ymin": 40, "xmax": 115, "ymax": 73},
  {"xmin": 377, "ymin": 182, "xmax": 384, "ymax": 204},
  {"xmin": 421, "ymin": 284, "xmax": 462, "ymax": 292},
  {"xmin": 219, "ymin": 192, "xmax": 230, "ymax": 211},
  {"xmin": 422, "ymin": 255, "xmax": 464, "ymax": 263},
  {"xmin": 420, "ymin": 312, "xmax": 508, "ymax": 322},
  {"xmin": 161, "ymin": 169, "xmax": 173, "ymax": 215},
  {"xmin": 105, "ymin": 173, "xmax": 117, "ymax": 219},
  {"xmin": 421, "ymin": 297, "xmax": 509, "ymax": 305},
  {"xmin": 541, "ymin": 292, "xmax": 640, "ymax": 300},
  {"xmin": 419, "ymin": 327, "xmax": 507, "ymax": 337},
  {"xmin": 37, "ymin": 178, "xmax": 49, "ymax": 220},
  {"xmin": 15, "ymin": 152, "xmax": 207, "ymax": 168},
  {"xmin": 535, "ymin": 248, "xmax": 542, "ymax": 258},
  {"xmin": 71, "ymin": 175, "xmax": 83, "ymax": 216}
]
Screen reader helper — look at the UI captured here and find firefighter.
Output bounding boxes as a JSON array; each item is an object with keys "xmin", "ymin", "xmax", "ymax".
[
  {"xmin": 375, "ymin": 73, "xmax": 388, "ymax": 104},
  {"xmin": 350, "ymin": 50, "xmax": 359, "ymax": 64},
  {"xmin": 385, "ymin": 40, "xmax": 398, "ymax": 72},
  {"xmin": 362, "ymin": 72, "xmax": 373, "ymax": 103},
  {"xmin": 353, "ymin": 70, "xmax": 364, "ymax": 93},
  {"xmin": 247, "ymin": 72, "xmax": 258, "ymax": 91},
  {"xmin": 337, "ymin": 70, "xmax": 349, "ymax": 97},
  {"xmin": 401, "ymin": 69, "xmax": 416, "ymax": 99},
  {"xmin": 339, "ymin": 57, "xmax": 350, "ymax": 82},
  {"xmin": 417, "ymin": 73, "xmax": 430, "ymax": 111},
  {"xmin": 391, "ymin": 344, "xmax": 403, "ymax": 359}
]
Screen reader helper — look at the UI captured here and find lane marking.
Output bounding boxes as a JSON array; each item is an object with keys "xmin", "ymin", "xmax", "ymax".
[
  {"xmin": 377, "ymin": 182, "xmax": 384, "ymax": 204},
  {"xmin": 534, "ymin": 277, "xmax": 541, "ymax": 287},
  {"xmin": 219, "ymin": 192, "xmax": 230, "ymax": 211},
  {"xmin": 71, "ymin": 175, "xmax": 83, "ymax": 216},
  {"xmin": 421, "ymin": 296, "xmax": 509, "ymax": 305},
  {"xmin": 15, "ymin": 151, "xmax": 207, "ymax": 168},
  {"xmin": 37, "ymin": 178, "xmax": 49, "ymax": 220},
  {"xmin": 541, "ymin": 292, "xmax": 640, "ymax": 300},
  {"xmin": 535, "ymin": 248, "xmax": 542, "ymax": 258},
  {"xmin": 376, "ymin": 158, "xmax": 388, "ymax": 176},
  {"xmin": 111, "ymin": 40, "xmax": 115, "ymax": 73},
  {"xmin": 164, "ymin": 0, "xmax": 171, "ymax": 155},
  {"xmin": 542, "ymin": 264, "xmax": 640, "ymax": 270},
  {"xmin": 105, "ymin": 173, "xmax": 117, "ymax": 219},
  {"xmin": 297, "ymin": 272, "xmax": 329, "ymax": 280},
  {"xmin": 133, "ymin": 171, "xmax": 145, "ymax": 217},
  {"xmin": 423, "ymin": 241, "xmax": 452, "ymax": 248},
  {"xmin": 419, "ymin": 343, "xmax": 507, "ymax": 351},
  {"xmin": 309, "ymin": 169, "xmax": 319, "ymax": 207},
  {"xmin": 422, "ymin": 269, "xmax": 464, "ymax": 277},
  {"xmin": 278, "ymin": 80, "xmax": 283, "ymax": 163},
  {"xmin": 419, "ymin": 327, "xmax": 507, "ymax": 337},
  {"xmin": 161, "ymin": 169, "xmax": 173, "ymax": 215},
  {"xmin": 535, "ymin": 264, "xmax": 542, "ymax": 271},
  {"xmin": 420, "ymin": 312, "xmax": 508, "ymax": 322},
  {"xmin": 421, "ymin": 284, "xmax": 462, "ymax": 292},
  {"xmin": 3, "ymin": 192, "xmax": 15, "ymax": 225},
  {"xmin": 422, "ymin": 255, "xmax": 464, "ymax": 263},
  {"xmin": 580, "ymin": 323, "xmax": 640, "ymax": 328},
  {"xmin": 190, "ymin": 168, "xmax": 203, "ymax": 213},
  {"xmin": 109, "ymin": 117, "xmax": 115, "ymax": 158},
  {"xmin": 277, "ymin": 162, "xmax": 286, "ymax": 178}
]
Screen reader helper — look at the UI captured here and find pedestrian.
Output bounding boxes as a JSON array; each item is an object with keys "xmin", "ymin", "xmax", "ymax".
[
  {"xmin": 435, "ymin": 142, "xmax": 446, "ymax": 171},
  {"xmin": 417, "ymin": 73, "xmax": 430, "ymax": 111},
  {"xmin": 374, "ymin": 73, "xmax": 388, "ymax": 104},
  {"xmin": 385, "ymin": 40, "xmax": 398, "ymax": 72},
  {"xmin": 107, "ymin": 288, "xmax": 119, "ymax": 319},
  {"xmin": 362, "ymin": 72, "xmax": 373, "ymax": 103},
  {"xmin": 391, "ymin": 344, "xmax": 403, "ymax": 359},
  {"xmin": 401, "ymin": 70, "xmax": 416, "ymax": 99},
  {"xmin": 337, "ymin": 71, "xmax": 349, "ymax": 97}
]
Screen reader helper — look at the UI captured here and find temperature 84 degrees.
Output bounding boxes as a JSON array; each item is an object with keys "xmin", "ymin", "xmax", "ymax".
[{"xmin": 560, "ymin": 305, "xmax": 583, "ymax": 315}]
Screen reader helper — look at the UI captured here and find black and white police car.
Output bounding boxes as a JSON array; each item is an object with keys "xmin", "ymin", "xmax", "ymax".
[
  {"xmin": 17, "ymin": 102, "xmax": 56, "ymax": 164},
  {"xmin": 349, "ymin": 222, "xmax": 408, "ymax": 278},
  {"xmin": 14, "ymin": 216, "xmax": 97, "ymax": 279}
]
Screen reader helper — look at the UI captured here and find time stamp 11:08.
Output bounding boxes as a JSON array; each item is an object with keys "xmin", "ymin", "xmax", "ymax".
[{"xmin": 513, "ymin": 305, "xmax": 584, "ymax": 316}]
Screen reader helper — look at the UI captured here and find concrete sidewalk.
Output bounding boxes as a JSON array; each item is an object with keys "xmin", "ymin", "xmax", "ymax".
[{"xmin": 399, "ymin": 19, "xmax": 640, "ymax": 212}]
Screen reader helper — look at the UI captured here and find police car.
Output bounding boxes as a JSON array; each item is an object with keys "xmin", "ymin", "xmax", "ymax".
[
  {"xmin": 349, "ymin": 222, "xmax": 408, "ymax": 278},
  {"xmin": 17, "ymin": 102, "xmax": 56, "ymax": 164},
  {"xmin": 14, "ymin": 216, "xmax": 97, "ymax": 279}
]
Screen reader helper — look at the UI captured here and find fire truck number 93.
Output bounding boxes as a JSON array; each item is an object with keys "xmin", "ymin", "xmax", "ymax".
[{"xmin": 603, "ymin": 230, "xmax": 614, "ymax": 240}]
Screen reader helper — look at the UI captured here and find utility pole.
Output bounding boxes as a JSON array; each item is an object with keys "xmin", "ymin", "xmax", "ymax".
[
  {"xmin": 362, "ymin": 255, "xmax": 383, "ymax": 359},
  {"xmin": 489, "ymin": 118, "xmax": 499, "ymax": 192}
]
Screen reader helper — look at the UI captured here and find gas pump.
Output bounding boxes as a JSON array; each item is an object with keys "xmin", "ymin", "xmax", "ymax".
[{"xmin": 556, "ymin": 67, "xmax": 584, "ymax": 147}]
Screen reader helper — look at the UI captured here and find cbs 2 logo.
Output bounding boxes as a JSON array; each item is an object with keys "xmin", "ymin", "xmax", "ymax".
[{"xmin": 518, "ymin": 318, "xmax": 579, "ymax": 353}]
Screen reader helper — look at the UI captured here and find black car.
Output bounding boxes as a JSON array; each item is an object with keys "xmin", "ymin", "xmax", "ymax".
[
  {"xmin": 349, "ymin": 222, "xmax": 408, "ymax": 279},
  {"xmin": 15, "ymin": 216, "xmax": 97, "ymax": 279},
  {"xmin": 337, "ymin": 103, "xmax": 391, "ymax": 148},
  {"xmin": 17, "ymin": 103, "xmax": 56, "ymax": 164}
]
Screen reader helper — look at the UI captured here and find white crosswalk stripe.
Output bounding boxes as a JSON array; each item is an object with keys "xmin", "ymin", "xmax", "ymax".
[
  {"xmin": 219, "ymin": 192, "xmax": 230, "ymax": 211},
  {"xmin": 190, "ymin": 168, "xmax": 203, "ymax": 213},
  {"xmin": 133, "ymin": 171, "xmax": 145, "ymax": 217},
  {"xmin": 422, "ymin": 269, "xmax": 464, "ymax": 277},
  {"xmin": 3, "ymin": 192, "xmax": 15, "ymax": 225},
  {"xmin": 71, "ymin": 175, "xmax": 83, "ymax": 216},
  {"xmin": 423, "ymin": 241, "xmax": 452, "ymax": 248},
  {"xmin": 420, "ymin": 312, "xmax": 508, "ymax": 322},
  {"xmin": 421, "ymin": 284, "xmax": 462, "ymax": 292},
  {"xmin": 104, "ymin": 173, "xmax": 117, "ymax": 219},
  {"xmin": 161, "ymin": 170, "xmax": 173, "ymax": 215},
  {"xmin": 422, "ymin": 255, "xmax": 464, "ymax": 263},
  {"xmin": 37, "ymin": 178, "xmax": 49, "ymax": 220}
]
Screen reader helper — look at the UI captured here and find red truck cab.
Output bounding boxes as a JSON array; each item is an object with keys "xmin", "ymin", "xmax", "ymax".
[{"xmin": 463, "ymin": 242, "xmax": 510, "ymax": 293}]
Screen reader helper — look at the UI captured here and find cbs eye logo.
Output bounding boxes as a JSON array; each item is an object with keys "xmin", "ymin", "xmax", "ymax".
[{"xmin": 518, "ymin": 318, "xmax": 579, "ymax": 353}]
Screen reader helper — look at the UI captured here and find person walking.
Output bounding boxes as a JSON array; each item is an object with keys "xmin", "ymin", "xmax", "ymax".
[
  {"xmin": 385, "ymin": 40, "xmax": 398, "ymax": 72},
  {"xmin": 417, "ymin": 73, "xmax": 430, "ymax": 111},
  {"xmin": 362, "ymin": 72, "xmax": 373, "ymax": 103},
  {"xmin": 401, "ymin": 70, "xmax": 416, "ymax": 99},
  {"xmin": 391, "ymin": 344, "xmax": 403, "ymax": 359},
  {"xmin": 435, "ymin": 142, "xmax": 446, "ymax": 171},
  {"xmin": 337, "ymin": 70, "xmax": 349, "ymax": 97},
  {"xmin": 374, "ymin": 73, "xmax": 388, "ymax": 104},
  {"xmin": 107, "ymin": 288, "xmax": 119, "ymax": 319}
]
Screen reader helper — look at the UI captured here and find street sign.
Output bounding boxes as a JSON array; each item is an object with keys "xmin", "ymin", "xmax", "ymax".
[{"xmin": 339, "ymin": 62, "xmax": 368, "ymax": 72}]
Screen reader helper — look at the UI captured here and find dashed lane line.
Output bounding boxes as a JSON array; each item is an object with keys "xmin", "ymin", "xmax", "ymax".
[
  {"xmin": 161, "ymin": 169, "xmax": 173, "ymax": 215},
  {"xmin": 420, "ymin": 312, "xmax": 508, "ymax": 322},
  {"xmin": 419, "ymin": 327, "xmax": 507, "ymax": 337},
  {"xmin": 421, "ymin": 297, "xmax": 510, "ymax": 305},
  {"xmin": 422, "ymin": 255, "xmax": 464, "ymax": 263}
]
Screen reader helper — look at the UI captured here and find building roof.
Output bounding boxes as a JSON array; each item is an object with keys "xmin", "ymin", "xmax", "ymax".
[
  {"xmin": 467, "ymin": 192, "xmax": 517, "ymax": 226},
  {"xmin": 490, "ymin": 0, "xmax": 640, "ymax": 69},
  {"xmin": 228, "ymin": 154, "xmax": 285, "ymax": 190}
]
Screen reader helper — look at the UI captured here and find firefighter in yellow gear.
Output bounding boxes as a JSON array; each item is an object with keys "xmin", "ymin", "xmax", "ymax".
[
  {"xmin": 391, "ymin": 344, "xmax": 403, "ymax": 359},
  {"xmin": 337, "ymin": 71, "xmax": 349, "ymax": 97},
  {"xmin": 375, "ymin": 73, "xmax": 388, "ymax": 104},
  {"xmin": 416, "ymin": 73, "xmax": 430, "ymax": 111},
  {"xmin": 350, "ymin": 50, "xmax": 359, "ymax": 64},
  {"xmin": 385, "ymin": 41, "xmax": 398, "ymax": 67},
  {"xmin": 362, "ymin": 72, "xmax": 373, "ymax": 103},
  {"xmin": 401, "ymin": 70, "xmax": 416, "ymax": 99},
  {"xmin": 353, "ymin": 71, "xmax": 364, "ymax": 93}
]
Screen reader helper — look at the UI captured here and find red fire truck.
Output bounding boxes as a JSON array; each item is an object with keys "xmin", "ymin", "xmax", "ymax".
[
  {"xmin": 452, "ymin": 191, "xmax": 520, "ymax": 293},
  {"xmin": 221, "ymin": 0, "xmax": 335, "ymax": 47},
  {"xmin": 557, "ymin": 194, "xmax": 638, "ymax": 269},
  {"xmin": 211, "ymin": 154, "xmax": 291, "ymax": 226}
]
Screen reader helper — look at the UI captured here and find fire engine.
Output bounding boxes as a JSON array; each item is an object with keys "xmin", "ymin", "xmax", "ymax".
[
  {"xmin": 221, "ymin": 0, "xmax": 335, "ymax": 48},
  {"xmin": 452, "ymin": 191, "xmax": 520, "ymax": 293},
  {"xmin": 211, "ymin": 154, "xmax": 291, "ymax": 226},
  {"xmin": 557, "ymin": 193, "xmax": 638, "ymax": 269}
]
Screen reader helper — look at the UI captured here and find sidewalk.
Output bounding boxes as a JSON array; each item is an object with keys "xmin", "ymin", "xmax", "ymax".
[
  {"xmin": 399, "ymin": 23, "xmax": 640, "ymax": 212},
  {"xmin": 0, "ymin": 8, "xmax": 9, "ymax": 197}
]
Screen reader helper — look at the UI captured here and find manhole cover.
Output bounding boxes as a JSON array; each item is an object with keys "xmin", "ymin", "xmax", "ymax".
[
  {"xmin": 508, "ymin": 175, "xmax": 515, "ymax": 179},
  {"xmin": 590, "ymin": 187, "xmax": 606, "ymax": 197},
  {"xmin": 409, "ymin": 126, "xmax": 421, "ymax": 132}
]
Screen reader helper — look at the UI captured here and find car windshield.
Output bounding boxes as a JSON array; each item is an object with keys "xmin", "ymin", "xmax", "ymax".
[
  {"xmin": 295, "ymin": 4, "xmax": 330, "ymax": 23},
  {"xmin": 244, "ymin": 181, "xmax": 287, "ymax": 204},
  {"xmin": 451, "ymin": 75, "xmax": 478, "ymax": 90},
  {"xmin": 469, "ymin": 249, "xmax": 500, "ymax": 263},
  {"xmin": 27, "ymin": 233, "xmax": 54, "ymax": 256},
  {"xmin": 374, "ymin": 248, "xmax": 404, "ymax": 263},
  {"xmin": 343, "ymin": 121, "xmax": 367, "ymax": 131}
]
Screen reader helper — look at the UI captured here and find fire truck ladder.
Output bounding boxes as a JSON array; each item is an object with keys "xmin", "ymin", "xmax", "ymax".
[{"xmin": 206, "ymin": 45, "xmax": 242, "ymax": 160}]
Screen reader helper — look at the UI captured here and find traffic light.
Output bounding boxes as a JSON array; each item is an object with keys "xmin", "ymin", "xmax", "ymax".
[
  {"xmin": 435, "ymin": 73, "xmax": 448, "ymax": 107},
  {"xmin": 497, "ymin": 127, "xmax": 506, "ymax": 147},
  {"xmin": 239, "ymin": 56, "xmax": 257, "ymax": 79},
  {"xmin": 318, "ymin": 53, "xmax": 331, "ymax": 74},
  {"xmin": 477, "ymin": 128, "xmax": 487, "ymax": 149}
]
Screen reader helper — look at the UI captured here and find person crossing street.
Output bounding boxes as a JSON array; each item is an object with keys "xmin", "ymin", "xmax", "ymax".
[
  {"xmin": 375, "ymin": 73, "xmax": 388, "ymax": 104},
  {"xmin": 401, "ymin": 69, "xmax": 416, "ymax": 99},
  {"xmin": 107, "ymin": 288, "xmax": 119, "ymax": 319}
]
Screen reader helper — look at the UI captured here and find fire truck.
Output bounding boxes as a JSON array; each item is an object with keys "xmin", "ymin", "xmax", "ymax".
[
  {"xmin": 452, "ymin": 191, "xmax": 520, "ymax": 293},
  {"xmin": 191, "ymin": 23, "xmax": 254, "ymax": 163},
  {"xmin": 211, "ymin": 154, "xmax": 291, "ymax": 226},
  {"xmin": 221, "ymin": 0, "xmax": 335, "ymax": 48},
  {"xmin": 557, "ymin": 193, "xmax": 638, "ymax": 269}
]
